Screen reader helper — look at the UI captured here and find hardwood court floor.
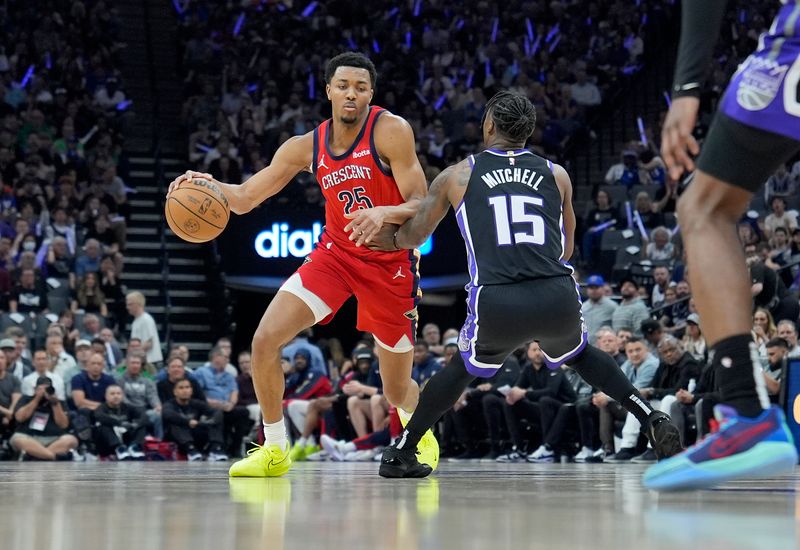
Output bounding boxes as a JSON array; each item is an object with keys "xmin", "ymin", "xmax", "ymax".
[{"xmin": 0, "ymin": 461, "xmax": 796, "ymax": 550}]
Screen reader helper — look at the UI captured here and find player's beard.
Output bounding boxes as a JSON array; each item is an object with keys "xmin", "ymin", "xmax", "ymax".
[{"xmin": 339, "ymin": 113, "xmax": 359, "ymax": 125}]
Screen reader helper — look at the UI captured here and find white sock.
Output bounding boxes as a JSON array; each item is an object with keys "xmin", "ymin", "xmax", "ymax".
[
  {"xmin": 306, "ymin": 434, "xmax": 316, "ymax": 447},
  {"xmin": 342, "ymin": 442, "xmax": 356, "ymax": 454},
  {"xmin": 397, "ymin": 408, "xmax": 413, "ymax": 424},
  {"xmin": 296, "ymin": 436, "xmax": 307, "ymax": 447},
  {"xmin": 263, "ymin": 419, "xmax": 288, "ymax": 450}
]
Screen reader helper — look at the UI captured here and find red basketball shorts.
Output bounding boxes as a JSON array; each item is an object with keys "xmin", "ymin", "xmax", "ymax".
[{"xmin": 280, "ymin": 233, "xmax": 420, "ymax": 353}]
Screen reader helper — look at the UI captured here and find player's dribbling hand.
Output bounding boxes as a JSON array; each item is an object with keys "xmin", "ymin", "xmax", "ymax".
[
  {"xmin": 660, "ymin": 96, "xmax": 700, "ymax": 180},
  {"xmin": 344, "ymin": 206, "xmax": 388, "ymax": 246},
  {"xmin": 167, "ymin": 170, "xmax": 214, "ymax": 195}
]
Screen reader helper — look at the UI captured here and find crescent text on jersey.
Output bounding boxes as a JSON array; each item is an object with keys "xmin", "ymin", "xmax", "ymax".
[{"xmin": 320, "ymin": 165, "xmax": 374, "ymax": 190}]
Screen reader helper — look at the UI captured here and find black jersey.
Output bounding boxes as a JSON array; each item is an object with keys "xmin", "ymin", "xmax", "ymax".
[{"xmin": 455, "ymin": 148, "xmax": 572, "ymax": 286}]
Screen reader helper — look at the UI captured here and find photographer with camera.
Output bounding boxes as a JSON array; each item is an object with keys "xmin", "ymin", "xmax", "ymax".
[
  {"xmin": 21, "ymin": 349, "xmax": 66, "ymax": 400},
  {"xmin": 93, "ymin": 384, "xmax": 147, "ymax": 460},
  {"xmin": 162, "ymin": 377, "xmax": 227, "ymax": 462},
  {"xmin": 10, "ymin": 375, "xmax": 77, "ymax": 460}
]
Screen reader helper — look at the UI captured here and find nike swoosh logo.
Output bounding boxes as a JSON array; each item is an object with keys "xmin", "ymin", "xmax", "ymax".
[
  {"xmin": 268, "ymin": 456, "xmax": 288, "ymax": 469},
  {"xmin": 707, "ymin": 422, "xmax": 773, "ymax": 459}
]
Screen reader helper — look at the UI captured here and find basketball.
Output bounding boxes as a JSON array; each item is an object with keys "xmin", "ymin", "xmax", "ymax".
[{"xmin": 165, "ymin": 178, "xmax": 230, "ymax": 243}]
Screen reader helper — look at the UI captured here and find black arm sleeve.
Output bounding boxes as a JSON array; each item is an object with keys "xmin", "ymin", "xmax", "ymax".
[{"xmin": 672, "ymin": 0, "xmax": 729, "ymax": 98}]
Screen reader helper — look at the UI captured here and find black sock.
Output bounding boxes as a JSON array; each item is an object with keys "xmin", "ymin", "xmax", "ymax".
[
  {"xmin": 396, "ymin": 352, "xmax": 477, "ymax": 451},
  {"xmin": 712, "ymin": 333, "xmax": 768, "ymax": 418},
  {"xmin": 567, "ymin": 345, "xmax": 653, "ymax": 425}
]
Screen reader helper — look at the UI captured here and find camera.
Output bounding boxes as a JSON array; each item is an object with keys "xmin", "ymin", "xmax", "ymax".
[{"xmin": 45, "ymin": 386, "xmax": 56, "ymax": 396}]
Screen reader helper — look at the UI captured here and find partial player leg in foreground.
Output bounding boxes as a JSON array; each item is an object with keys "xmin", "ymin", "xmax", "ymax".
[
  {"xmin": 642, "ymin": 0, "xmax": 800, "ymax": 490},
  {"xmin": 643, "ymin": 165, "xmax": 798, "ymax": 491}
]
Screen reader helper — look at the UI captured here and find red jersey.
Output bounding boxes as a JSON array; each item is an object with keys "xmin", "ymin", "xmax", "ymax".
[{"xmin": 312, "ymin": 106, "xmax": 406, "ymax": 259}]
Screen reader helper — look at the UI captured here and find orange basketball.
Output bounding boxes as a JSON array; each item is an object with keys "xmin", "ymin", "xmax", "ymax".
[{"xmin": 165, "ymin": 178, "xmax": 230, "ymax": 243}]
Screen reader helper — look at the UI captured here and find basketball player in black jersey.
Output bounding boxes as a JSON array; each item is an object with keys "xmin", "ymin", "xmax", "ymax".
[{"xmin": 368, "ymin": 91, "xmax": 682, "ymax": 478}]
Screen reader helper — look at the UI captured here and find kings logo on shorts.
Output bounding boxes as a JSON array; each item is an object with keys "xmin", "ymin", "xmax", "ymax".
[{"xmin": 735, "ymin": 56, "xmax": 789, "ymax": 111}]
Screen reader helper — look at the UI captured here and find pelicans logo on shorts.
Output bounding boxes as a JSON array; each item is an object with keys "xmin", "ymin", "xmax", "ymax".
[
  {"xmin": 403, "ymin": 308, "xmax": 418, "ymax": 321},
  {"xmin": 735, "ymin": 56, "xmax": 788, "ymax": 111}
]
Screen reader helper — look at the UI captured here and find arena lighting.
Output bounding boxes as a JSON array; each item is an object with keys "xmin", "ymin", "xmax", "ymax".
[
  {"xmin": 637, "ymin": 117, "xmax": 648, "ymax": 146},
  {"xmin": 233, "ymin": 12, "xmax": 245, "ymax": 36},
  {"xmin": 526, "ymin": 18, "xmax": 534, "ymax": 41},
  {"xmin": 254, "ymin": 222, "xmax": 432, "ymax": 259},
  {"xmin": 301, "ymin": 1, "xmax": 318, "ymax": 18},
  {"xmin": 20, "ymin": 65, "xmax": 34, "ymax": 88}
]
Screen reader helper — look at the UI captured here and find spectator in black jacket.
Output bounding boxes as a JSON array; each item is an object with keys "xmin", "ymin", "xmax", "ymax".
[
  {"xmin": 448, "ymin": 355, "xmax": 521, "ymax": 459},
  {"xmin": 673, "ymin": 358, "xmax": 717, "ymax": 443},
  {"xmin": 619, "ymin": 336, "xmax": 699, "ymax": 462},
  {"xmin": 497, "ymin": 342, "xmax": 575, "ymax": 462},
  {"xmin": 528, "ymin": 367, "xmax": 591, "ymax": 462},
  {"xmin": 93, "ymin": 384, "xmax": 147, "ymax": 460},
  {"xmin": 162, "ymin": 378, "xmax": 226, "ymax": 462},
  {"xmin": 156, "ymin": 356, "xmax": 206, "ymax": 403}
]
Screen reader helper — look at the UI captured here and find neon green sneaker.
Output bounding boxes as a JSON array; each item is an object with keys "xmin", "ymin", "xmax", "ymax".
[
  {"xmin": 398, "ymin": 409, "xmax": 439, "ymax": 471},
  {"xmin": 229, "ymin": 444, "xmax": 292, "ymax": 477},
  {"xmin": 288, "ymin": 443, "xmax": 307, "ymax": 463}
]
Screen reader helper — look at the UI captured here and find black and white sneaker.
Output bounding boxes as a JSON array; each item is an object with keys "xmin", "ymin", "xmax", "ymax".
[
  {"xmin": 379, "ymin": 445, "xmax": 433, "ymax": 478},
  {"xmin": 605, "ymin": 447, "xmax": 637, "ymax": 462},
  {"xmin": 496, "ymin": 448, "xmax": 527, "ymax": 463},
  {"xmin": 645, "ymin": 411, "xmax": 683, "ymax": 460},
  {"xmin": 127, "ymin": 444, "xmax": 146, "ymax": 460},
  {"xmin": 631, "ymin": 448, "xmax": 658, "ymax": 463}
]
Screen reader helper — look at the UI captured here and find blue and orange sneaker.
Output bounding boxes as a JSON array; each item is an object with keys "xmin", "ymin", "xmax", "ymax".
[{"xmin": 643, "ymin": 405, "xmax": 798, "ymax": 491}]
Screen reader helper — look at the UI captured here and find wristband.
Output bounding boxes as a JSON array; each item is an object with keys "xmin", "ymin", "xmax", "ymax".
[{"xmin": 671, "ymin": 82, "xmax": 701, "ymax": 99}]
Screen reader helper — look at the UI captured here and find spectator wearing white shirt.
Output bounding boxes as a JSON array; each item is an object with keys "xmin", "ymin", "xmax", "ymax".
[
  {"xmin": 650, "ymin": 266, "xmax": 676, "ymax": 309},
  {"xmin": 46, "ymin": 334, "xmax": 77, "ymax": 383},
  {"xmin": 570, "ymin": 71, "xmax": 601, "ymax": 107},
  {"xmin": 581, "ymin": 275, "xmax": 618, "ymax": 344},
  {"xmin": 21, "ymin": 349, "xmax": 66, "ymax": 400},
  {"xmin": 93, "ymin": 77, "xmax": 126, "ymax": 112},
  {"xmin": 645, "ymin": 227, "xmax": 676, "ymax": 262},
  {"xmin": 763, "ymin": 196, "xmax": 798, "ymax": 239},
  {"xmin": 777, "ymin": 320, "xmax": 800, "ymax": 358},
  {"xmin": 126, "ymin": 291, "xmax": 163, "ymax": 366}
]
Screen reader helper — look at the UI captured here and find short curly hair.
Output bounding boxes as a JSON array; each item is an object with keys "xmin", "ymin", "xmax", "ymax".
[{"xmin": 324, "ymin": 52, "xmax": 377, "ymax": 88}]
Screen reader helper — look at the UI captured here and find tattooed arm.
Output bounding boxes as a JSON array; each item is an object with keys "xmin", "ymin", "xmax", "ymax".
[{"xmin": 367, "ymin": 159, "xmax": 472, "ymax": 251}]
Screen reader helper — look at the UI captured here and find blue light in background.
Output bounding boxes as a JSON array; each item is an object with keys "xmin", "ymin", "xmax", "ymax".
[{"xmin": 419, "ymin": 235, "xmax": 433, "ymax": 255}]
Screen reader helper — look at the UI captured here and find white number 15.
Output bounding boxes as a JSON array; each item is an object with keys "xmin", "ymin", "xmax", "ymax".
[{"xmin": 488, "ymin": 195, "xmax": 546, "ymax": 246}]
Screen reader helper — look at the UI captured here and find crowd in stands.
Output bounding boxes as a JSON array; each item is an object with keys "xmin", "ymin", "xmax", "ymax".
[
  {"xmin": 2, "ymin": 0, "xmax": 796, "ymax": 467},
  {"xmin": 175, "ymin": 0, "xmax": 669, "ymax": 210}
]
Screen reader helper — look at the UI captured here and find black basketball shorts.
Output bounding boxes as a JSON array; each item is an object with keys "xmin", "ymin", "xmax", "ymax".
[
  {"xmin": 457, "ymin": 275, "xmax": 588, "ymax": 376},
  {"xmin": 697, "ymin": 112, "xmax": 800, "ymax": 192}
]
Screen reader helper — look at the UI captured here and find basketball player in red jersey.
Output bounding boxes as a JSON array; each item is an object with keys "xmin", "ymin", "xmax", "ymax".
[{"xmin": 168, "ymin": 52, "xmax": 439, "ymax": 477}]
